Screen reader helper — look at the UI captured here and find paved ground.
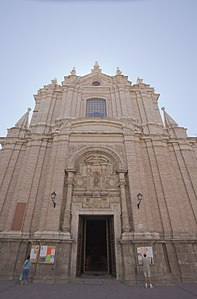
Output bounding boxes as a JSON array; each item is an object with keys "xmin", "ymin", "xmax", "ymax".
[{"xmin": 0, "ymin": 279, "xmax": 196, "ymax": 299}]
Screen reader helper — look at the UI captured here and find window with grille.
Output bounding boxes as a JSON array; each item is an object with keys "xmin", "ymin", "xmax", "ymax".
[{"xmin": 86, "ymin": 98, "xmax": 107, "ymax": 117}]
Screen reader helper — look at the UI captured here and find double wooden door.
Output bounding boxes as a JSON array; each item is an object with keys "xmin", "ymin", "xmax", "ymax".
[{"xmin": 76, "ymin": 215, "xmax": 116, "ymax": 277}]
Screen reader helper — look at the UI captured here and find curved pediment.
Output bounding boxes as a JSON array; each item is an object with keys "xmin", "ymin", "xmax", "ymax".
[
  {"xmin": 54, "ymin": 117, "xmax": 142, "ymax": 135},
  {"xmin": 58, "ymin": 118, "xmax": 123, "ymax": 134}
]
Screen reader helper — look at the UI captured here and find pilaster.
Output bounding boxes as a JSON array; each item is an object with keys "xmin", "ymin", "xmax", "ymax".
[
  {"xmin": 62, "ymin": 170, "xmax": 75, "ymax": 232},
  {"xmin": 144, "ymin": 138, "xmax": 172, "ymax": 237},
  {"xmin": 0, "ymin": 141, "xmax": 25, "ymax": 230},
  {"xmin": 39, "ymin": 134, "xmax": 69, "ymax": 232},
  {"xmin": 118, "ymin": 170, "xmax": 130, "ymax": 233}
]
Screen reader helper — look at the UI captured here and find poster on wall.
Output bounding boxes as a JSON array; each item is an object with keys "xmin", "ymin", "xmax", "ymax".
[
  {"xmin": 30, "ymin": 245, "xmax": 40, "ymax": 263},
  {"xmin": 137, "ymin": 246, "xmax": 154, "ymax": 265},
  {"xmin": 38, "ymin": 245, "xmax": 56, "ymax": 264}
]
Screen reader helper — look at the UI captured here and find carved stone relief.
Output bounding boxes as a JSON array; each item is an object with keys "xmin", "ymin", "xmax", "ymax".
[
  {"xmin": 83, "ymin": 197, "xmax": 110, "ymax": 209},
  {"xmin": 74, "ymin": 155, "xmax": 118, "ymax": 192},
  {"xmin": 72, "ymin": 153, "xmax": 120, "ymax": 208}
]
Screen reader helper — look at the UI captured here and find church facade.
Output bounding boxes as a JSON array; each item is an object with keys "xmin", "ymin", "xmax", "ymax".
[{"xmin": 0, "ymin": 63, "xmax": 196, "ymax": 284}]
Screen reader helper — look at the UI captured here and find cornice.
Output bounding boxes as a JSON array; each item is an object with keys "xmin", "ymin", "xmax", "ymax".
[
  {"xmin": 188, "ymin": 137, "xmax": 197, "ymax": 144},
  {"xmin": 0, "ymin": 137, "xmax": 29, "ymax": 145}
]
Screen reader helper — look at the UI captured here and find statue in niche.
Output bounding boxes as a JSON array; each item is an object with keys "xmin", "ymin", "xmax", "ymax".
[{"xmin": 92, "ymin": 171, "xmax": 101, "ymax": 188}]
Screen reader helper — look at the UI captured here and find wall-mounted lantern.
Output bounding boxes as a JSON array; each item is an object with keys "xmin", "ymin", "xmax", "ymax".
[
  {"xmin": 137, "ymin": 193, "xmax": 143, "ymax": 209},
  {"xmin": 51, "ymin": 191, "xmax": 57, "ymax": 208}
]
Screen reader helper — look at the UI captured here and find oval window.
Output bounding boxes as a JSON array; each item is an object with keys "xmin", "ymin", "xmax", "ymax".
[{"xmin": 92, "ymin": 81, "xmax": 100, "ymax": 86}]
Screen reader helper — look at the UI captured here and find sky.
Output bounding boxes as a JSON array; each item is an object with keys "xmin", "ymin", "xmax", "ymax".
[{"xmin": 0, "ymin": 0, "xmax": 196, "ymax": 137}]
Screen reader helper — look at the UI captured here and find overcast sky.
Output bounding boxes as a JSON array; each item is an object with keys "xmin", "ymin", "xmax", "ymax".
[{"xmin": 0, "ymin": 0, "xmax": 196, "ymax": 137}]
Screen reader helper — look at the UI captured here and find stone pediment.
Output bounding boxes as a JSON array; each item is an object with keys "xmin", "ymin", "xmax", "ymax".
[
  {"xmin": 62, "ymin": 62, "xmax": 131, "ymax": 88},
  {"xmin": 81, "ymin": 73, "xmax": 111, "ymax": 87},
  {"xmin": 78, "ymin": 72, "xmax": 131, "ymax": 88},
  {"xmin": 62, "ymin": 72, "xmax": 111, "ymax": 88}
]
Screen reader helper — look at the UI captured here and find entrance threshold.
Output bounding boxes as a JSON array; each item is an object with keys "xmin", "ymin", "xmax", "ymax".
[
  {"xmin": 76, "ymin": 274, "xmax": 117, "ymax": 285},
  {"xmin": 80, "ymin": 272, "xmax": 112, "ymax": 278}
]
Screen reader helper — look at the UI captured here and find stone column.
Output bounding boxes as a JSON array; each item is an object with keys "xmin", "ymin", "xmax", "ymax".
[
  {"xmin": 62, "ymin": 169, "xmax": 75, "ymax": 232},
  {"xmin": 118, "ymin": 170, "xmax": 130, "ymax": 233}
]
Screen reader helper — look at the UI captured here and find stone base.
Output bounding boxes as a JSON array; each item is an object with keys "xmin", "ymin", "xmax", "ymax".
[{"xmin": 0, "ymin": 236, "xmax": 196, "ymax": 284}]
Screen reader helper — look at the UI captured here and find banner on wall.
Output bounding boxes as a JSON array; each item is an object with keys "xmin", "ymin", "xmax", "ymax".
[
  {"xmin": 30, "ymin": 245, "xmax": 40, "ymax": 263},
  {"xmin": 38, "ymin": 245, "xmax": 56, "ymax": 264},
  {"xmin": 137, "ymin": 246, "xmax": 154, "ymax": 265}
]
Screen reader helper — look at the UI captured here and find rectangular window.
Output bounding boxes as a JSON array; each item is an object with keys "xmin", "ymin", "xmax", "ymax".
[
  {"xmin": 11, "ymin": 202, "xmax": 26, "ymax": 231},
  {"xmin": 86, "ymin": 98, "xmax": 107, "ymax": 117}
]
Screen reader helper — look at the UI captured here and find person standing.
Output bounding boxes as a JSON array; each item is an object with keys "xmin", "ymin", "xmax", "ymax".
[
  {"xmin": 142, "ymin": 254, "xmax": 153, "ymax": 288},
  {"xmin": 21, "ymin": 255, "xmax": 31, "ymax": 285}
]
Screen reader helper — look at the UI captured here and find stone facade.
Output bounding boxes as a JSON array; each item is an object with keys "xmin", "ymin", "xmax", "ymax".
[{"xmin": 0, "ymin": 63, "xmax": 196, "ymax": 284}]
